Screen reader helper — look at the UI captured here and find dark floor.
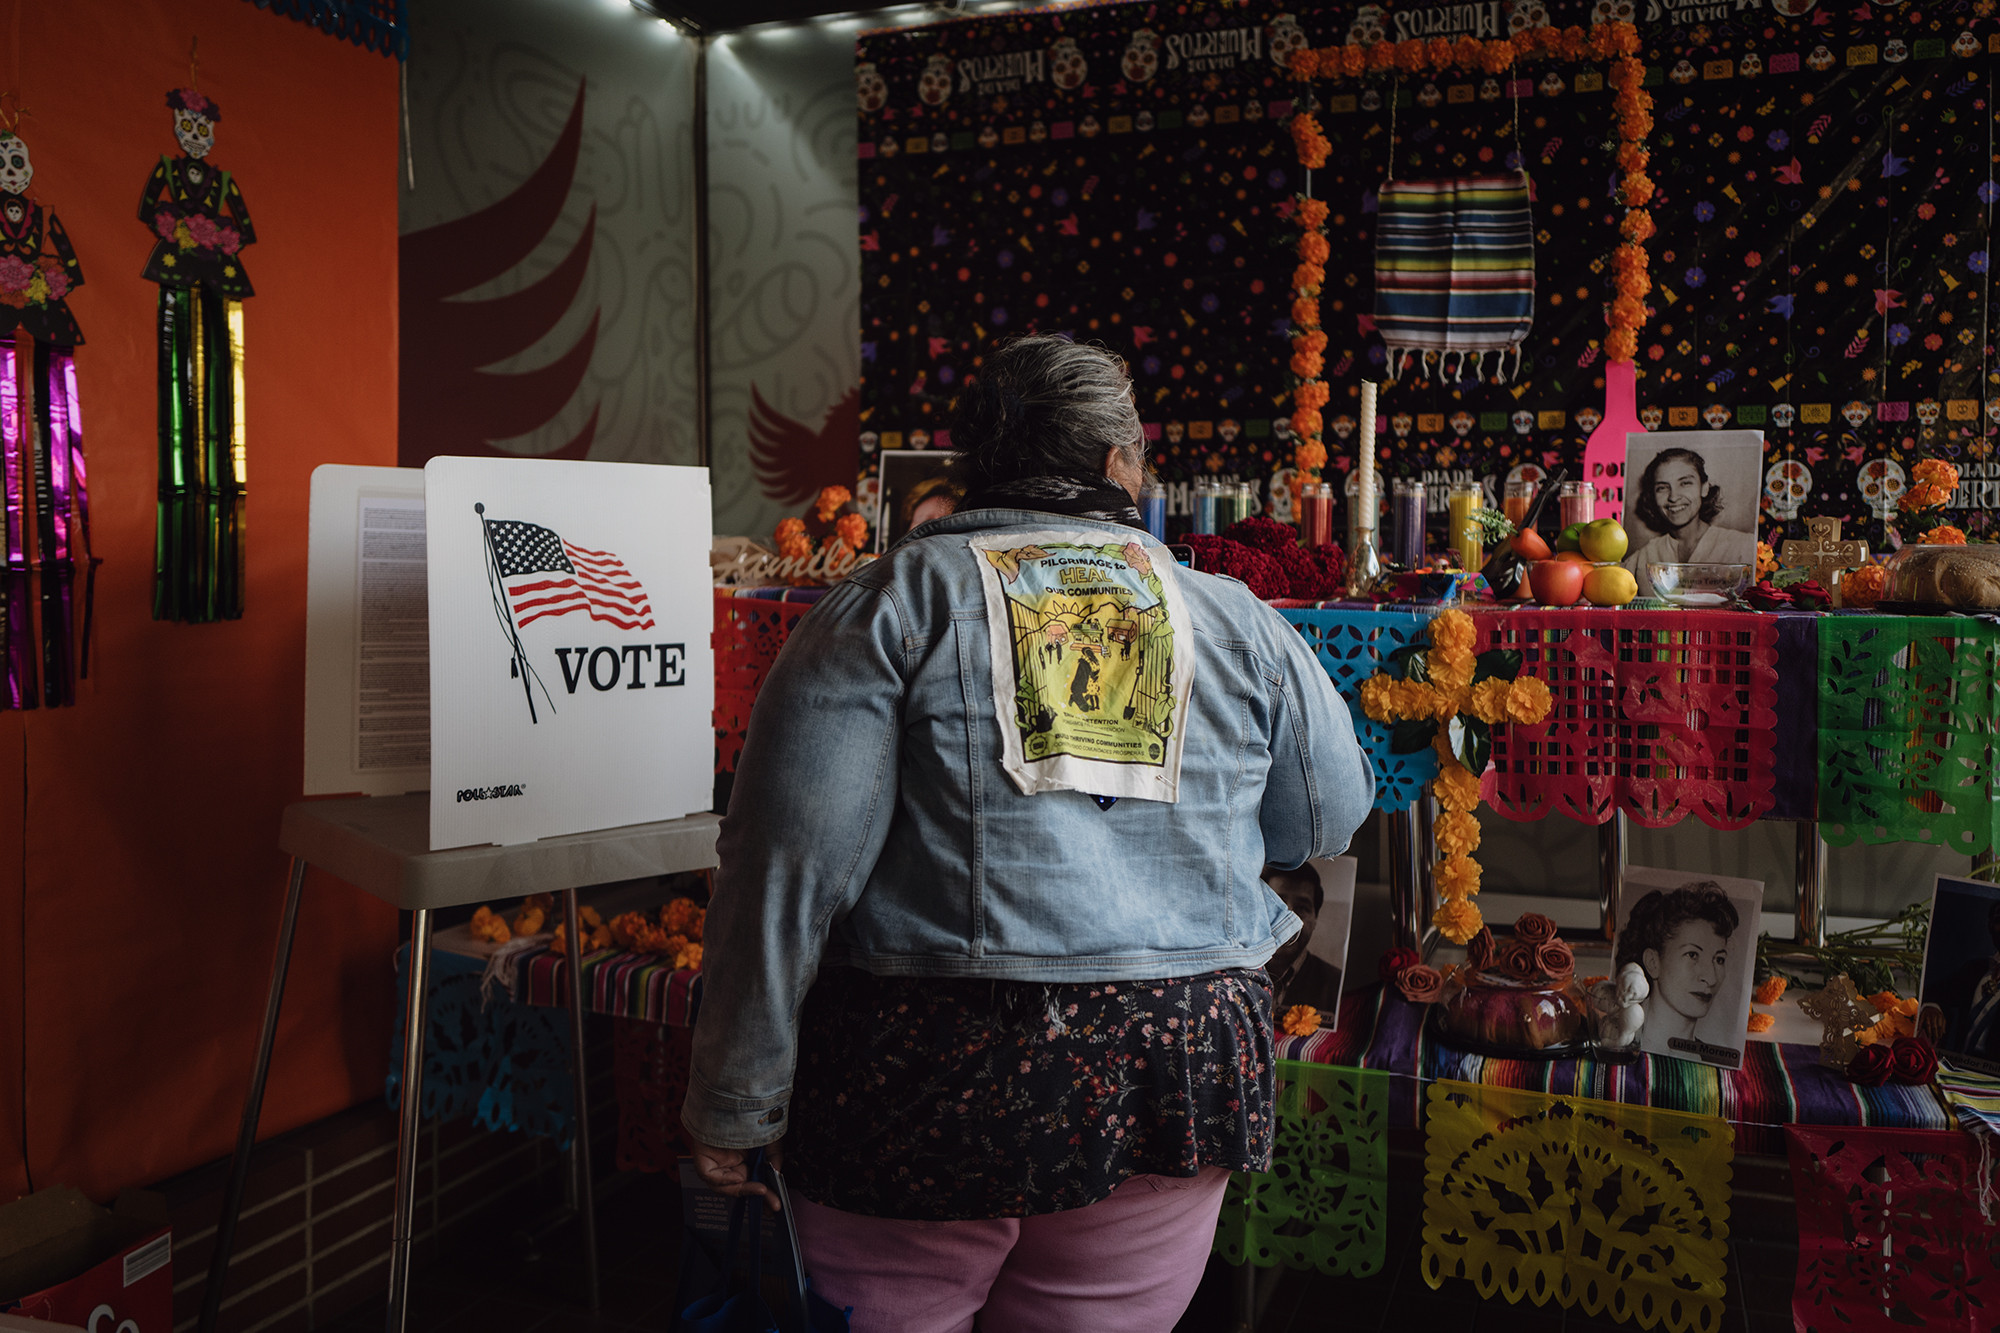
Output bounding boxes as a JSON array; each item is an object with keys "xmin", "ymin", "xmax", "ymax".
[{"xmin": 322, "ymin": 1169, "xmax": 1803, "ymax": 1333}]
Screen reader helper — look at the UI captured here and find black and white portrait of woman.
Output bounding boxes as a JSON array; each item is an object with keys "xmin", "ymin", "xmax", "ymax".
[
  {"xmin": 1612, "ymin": 868, "xmax": 1763, "ymax": 1069},
  {"xmin": 1620, "ymin": 432, "xmax": 1761, "ymax": 597}
]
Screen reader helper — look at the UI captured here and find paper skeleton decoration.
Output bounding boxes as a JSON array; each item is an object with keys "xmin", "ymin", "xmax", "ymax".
[
  {"xmin": 139, "ymin": 86, "xmax": 254, "ymax": 624},
  {"xmin": 0, "ymin": 122, "xmax": 95, "ymax": 709}
]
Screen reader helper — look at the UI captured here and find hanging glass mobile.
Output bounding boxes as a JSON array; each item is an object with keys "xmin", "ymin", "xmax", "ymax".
[
  {"xmin": 139, "ymin": 64, "xmax": 253, "ymax": 623},
  {"xmin": 0, "ymin": 99, "xmax": 94, "ymax": 708}
]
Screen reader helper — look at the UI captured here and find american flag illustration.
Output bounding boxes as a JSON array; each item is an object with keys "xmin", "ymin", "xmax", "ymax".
[{"xmin": 486, "ymin": 519, "xmax": 655, "ymax": 631}]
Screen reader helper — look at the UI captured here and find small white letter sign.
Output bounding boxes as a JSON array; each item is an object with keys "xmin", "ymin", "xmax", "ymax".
[{"xmin": 424, "ymin": 457, "xmax": 714, "ymax": 849}]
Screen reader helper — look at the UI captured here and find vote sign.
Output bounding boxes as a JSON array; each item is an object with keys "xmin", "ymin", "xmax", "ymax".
[{"xmin": 425, "ymin": 457, "xmax": 714, "ymax": 849}]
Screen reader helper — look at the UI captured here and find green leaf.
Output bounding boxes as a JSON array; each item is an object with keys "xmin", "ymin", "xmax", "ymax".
[
  {"xmin": 1389, "ymin": 718, "xmax": 1438, "ymax": 754},
  {"xmin": 1388, "ymin": 643, "xmax": 1430, "ymax": 683},
  {"xmin": 1449, "ymin": 716, "xmax": 1492, "ymax": 775},
  {"xmin": 1472, "ymin": 649, "xmax": 1523, "ymax": 685}
]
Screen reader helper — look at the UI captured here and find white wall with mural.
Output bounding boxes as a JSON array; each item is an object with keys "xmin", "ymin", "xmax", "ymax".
[{"xmin": 400, "ymin": 0, "xmax": 700, "ymax": 469}]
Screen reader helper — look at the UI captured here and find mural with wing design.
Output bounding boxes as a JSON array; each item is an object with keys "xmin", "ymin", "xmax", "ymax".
[{"xmin": 747, "ymin": 383, "xmax": 859, "ymax": 509}]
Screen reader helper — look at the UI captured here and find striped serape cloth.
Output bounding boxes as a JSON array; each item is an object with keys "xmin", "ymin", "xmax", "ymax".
[
  {"xmin": 1278, "ymin": 984, "xmax": 1951, "ymax": 1151},
  {"xmin": 518, "ymin": 946, "xmax": 703, "ymax": 1026},
  {"xmin": 1938, "ymin": 1060, "xmax": 2000, "ymax": 1134},
  {"xmin": 1373, "ymin": 174, "xmax": 1535, "ymax": 382}
]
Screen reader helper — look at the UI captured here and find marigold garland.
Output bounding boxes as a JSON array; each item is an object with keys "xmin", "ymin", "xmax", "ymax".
[
  {"xmin": 1357, "ymin": 609, "xmax": 1553, "ymax": 943},
  {"xmin": 1287, "ymin": 194, "xmax": 1331, "ymax": 503},
  {"xmin": 1286, "ymin": 21, "xmax": 1653, "ymax": 366}
]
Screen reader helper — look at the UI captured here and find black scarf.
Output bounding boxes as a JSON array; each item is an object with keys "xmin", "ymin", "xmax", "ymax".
[{"xmin": 959, "ymin": 474, "xmax": 1146, "ymax": 530}]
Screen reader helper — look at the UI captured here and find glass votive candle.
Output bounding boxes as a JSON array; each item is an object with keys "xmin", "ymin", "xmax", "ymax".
[
  {"xmin": 1238, "ymin": 482, "xmax": 1260, "ymax": 522},
  {"xmin": 1504, "ymin": 478, "xmax": 1536, "ymax": 527},
  {"xmin": 1299, "ymin": 482, "xmax": 1334, "ymax": 548},
  {"xmin": 1192, "ymin": 479, "xmax": 1218, "ymax": 535},
  {"xmin": 1139, "ymin": 482, "xmax": 1167, "ymax": 540},
  {"xmin": 1392, "ymin": 480, "xmax": 1426, "ymax": 569},
  {"xmin": 1447, "ymin": 482, "xmax": 1484, "ymax": 572},
  {"xmin": 1560, "ymin": 480, "xmax": 1596, "ymax": 529}
]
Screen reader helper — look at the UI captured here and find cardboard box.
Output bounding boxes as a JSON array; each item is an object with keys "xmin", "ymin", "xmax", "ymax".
[{"xmin": 0, "ymin": 1188, "xmax": 171, "ymax": 1332}]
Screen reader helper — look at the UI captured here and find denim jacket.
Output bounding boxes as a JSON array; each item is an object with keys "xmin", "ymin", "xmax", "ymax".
[{"xmin": 683, "ymin": 508, "xmax": 1374, "ymax": 1148}]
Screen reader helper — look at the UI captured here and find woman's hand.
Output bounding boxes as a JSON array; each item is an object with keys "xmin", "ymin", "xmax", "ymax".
[{"xmin": 688, "ymin": 1137, "xmax": 785, "ymax": 1212}]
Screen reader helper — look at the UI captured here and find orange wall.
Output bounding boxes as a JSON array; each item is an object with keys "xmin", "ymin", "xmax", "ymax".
[{"xmin": 2, "ymin": 0, "xmax": 400, "ymax": 1199}]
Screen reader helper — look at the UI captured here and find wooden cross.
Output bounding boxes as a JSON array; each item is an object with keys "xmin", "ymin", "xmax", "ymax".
[
  {"xmin": 1798, "ymin": 975, "xmax": 1880, "ymax": 1072},
  {"xmin": 1781, "ymin": 516, "xmax": 1869, "ymax": 607}
]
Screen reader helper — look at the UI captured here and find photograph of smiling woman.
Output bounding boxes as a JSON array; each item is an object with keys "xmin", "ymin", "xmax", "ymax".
[
  {"xmin": 1611, "ymin": 869, "xmax": 1764, "ymax": 1070},
  {"xmin": 1618, "ymin": 432, "xmax": 1762, "ymax": 598}
]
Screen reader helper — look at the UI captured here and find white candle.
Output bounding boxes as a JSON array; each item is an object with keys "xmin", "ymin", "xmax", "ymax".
[{"xmin": 1356, "ymin": 381, "xmax": 1378, "ymax": 532}]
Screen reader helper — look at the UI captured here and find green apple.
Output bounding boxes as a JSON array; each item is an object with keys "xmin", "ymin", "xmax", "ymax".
[
  {"xmin": 1555, "ymin": 522, "xmax": 1585, "ymax": 553},
  {"xmin": 1578, "ymin": 518, "xmax": 1629, "ymax": 563}
]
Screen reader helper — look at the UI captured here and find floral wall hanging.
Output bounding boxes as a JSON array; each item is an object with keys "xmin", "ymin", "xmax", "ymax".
[{"xmin": 140, "ymin": 85, "xmax": 255, "ymax": 623}]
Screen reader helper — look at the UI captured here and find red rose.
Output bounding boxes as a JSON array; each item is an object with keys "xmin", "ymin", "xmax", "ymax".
[
  {"xmin": 1396, "ymin": 964, "xmax": 1445, "ymax": 1004},
  {"xmin": 1536, "ymin": 940, "xmax": 1576, "ymax": 981},
  {"xmin": 1501, "ymin": 942, "xmax": 1540, "ymax": 979},
  {"xmin": 1847, "ymin": 1043, "xmax": 1894, "ymax": 1088},
  {"xmin": 1378, "ymin": 947, "xmax": 1421, "ymax": 981},
  {"xmin": 1466, "ymin": 927, "xmax": 1497, "ymax": 971},
  {"xmin": 1890, "ymin": 1036, "xmax": 1939, "ymax": 1085},
  {"xmin": 1514, "ymin": 913, "xmax": 1558, "ymax": 946}
]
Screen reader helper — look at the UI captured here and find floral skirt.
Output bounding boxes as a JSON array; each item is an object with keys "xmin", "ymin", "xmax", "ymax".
[{"xmin": 783, "ymin": 965, "xmax": 1276, "ymax": 1222}]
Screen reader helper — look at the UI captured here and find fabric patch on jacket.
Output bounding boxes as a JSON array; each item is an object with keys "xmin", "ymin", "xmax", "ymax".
[{"xmin": 968, "ymin": 530, "xmax": 1194, "ymax": 802}]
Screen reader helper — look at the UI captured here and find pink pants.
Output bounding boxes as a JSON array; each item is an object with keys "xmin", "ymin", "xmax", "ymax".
[{"xmin": 790, "ymin": 1167, "xmax": 1231, "ymax": 1333}]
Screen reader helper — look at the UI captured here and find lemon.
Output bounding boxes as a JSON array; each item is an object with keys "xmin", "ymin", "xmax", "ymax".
[{"xmin": 1583, "ymin": 564, "xmax": 1638, "ymax": 606}]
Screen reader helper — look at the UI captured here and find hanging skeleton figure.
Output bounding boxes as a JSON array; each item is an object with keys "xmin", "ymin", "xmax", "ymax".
[
  {"xmin": 0, "ymin": 122, "xmax": 93, "ymax": 708},
  {"xmin": 139, "ymin": 86, "xmax": 253, "ymax": 622}
]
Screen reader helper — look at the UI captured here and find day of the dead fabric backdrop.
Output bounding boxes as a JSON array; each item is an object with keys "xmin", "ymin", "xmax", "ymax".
[{"xmin": 856, "ymin": 0, "xmax": 2000, "ymax": 547}]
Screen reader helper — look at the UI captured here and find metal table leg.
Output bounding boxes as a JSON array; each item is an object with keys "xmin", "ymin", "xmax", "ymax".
[
  {"xmin": 385, "ymin": 909, "xmax": 433, "ymax": 1333},
  {"xmin": 1795, "ymin": 823, "xmax": 1829, "ymax": 948},
  {"xmin": 562, "ymin": 889, "xmax": 602, "ymax": 1312},
  {"xmin": 199, "ymin": 856, "xmax": 308, "ymax": 1333},
  {"xmin": 1387, "ymin": 803, "xmax": 1423, "ymax": 953},
  {"xmin": 1597, "ymin": 813, "xmax": 1627, "ymax": 941}
]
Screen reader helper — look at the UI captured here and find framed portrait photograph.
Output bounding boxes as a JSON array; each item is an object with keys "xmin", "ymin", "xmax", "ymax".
[
  {"xmin": 1619, "ymin": 430, "xmax": 1762, "ymax": 597},
  {"xmin": 1260, "ymin": 856, "xmax": 1356, "ymax": 1025},
  {"xmin": 1917, "ymin": 875, "xmax": 2000, "ymax": 1075},
  {"xmin": 875, "ymin": 450, "xmax": 962, "ymax": 552},
  {"xmin": 1611, "ymin": 866, "xmax": 1764, "ymax": 1069}
]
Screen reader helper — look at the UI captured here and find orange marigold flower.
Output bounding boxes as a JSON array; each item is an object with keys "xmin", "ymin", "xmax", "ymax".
[
  {"xmin": 1899, "ymin": 482, "xmax": 1946, "ymax": 512},
  {"xmin": 1431, "ymin": 610, "xmax": 1478, "ymax": 654},
  {"xmin": 1756, "ymin": 541, "xmax": 1779, "ymax": 576},
  {"xmin": 775, "ymin": 516, "xmax": 806, "ymax": 543},
  {"xmin": 1842, "ymin": 562, "xmax": 1887, "ymax": 607},
  {"xmin": 778, "ymin": 533, "xmax": 812, "ymax": 561},
  {"xmin": 1297, "ymin": 198, "xmax": 1330, "ymax": 230},
  {"xmin": 1433, "ymin": 898, "xmax": 1484, "ymax": 945},
  {"xmin": 1753, "ymin": 976, "xmax": 1789, "ymax": 1006},
  {"xmin": 1620, "ymin": 210, "xmax": 1656, "ymax": 243},
  {"xmin": 1747, "ymin": 1012, "xmax": 1776, "ymax": 1034},
  {"xmin": 1621, "ymin": 172, "xmax": 1655, "ymax": 207},
  {"xmin": 1426, "ymin": 37, "xmax": 1455, "ymax": 69},
  {"xmin": 1291, "ymin": 330, "xmax": 1329, "ymax": 355},
  {"xmin": 1435, "ymin": 809, "xmax": 1482, "ymax": 858},
  {"xmin": 1506, "ymin": 675, "xmax": 1554, "ymax": 726},
  {"xmin": 1452, "ymin": 35, "xmax": 1484, "ymax": 69},
  {"xmin": 1338, "ymin": 45, "xmax": 1369, "ymax": 77},
  {"xmin": 1914, "ymin": 458, "xmax": 1961, "ymax": 491},
  {"xmin": 675, "ymin": 943, "xmax": 704, "ymax": 972},
  {"xmin": 1605, "ymin": 329, "xmax": 1638, "ymax": 364},
  {"xmin": 1925, "ymin": 525, "xmax": 1968, "ymax": 545},
  {"xmin": 1360, "ymin": 674, "xmax": 1398, "ymax": 723},
  {"xmin": 469, "ymin": 905, "xmax": 511, "ymax": 944},
  {"xmin": 1293, "ymin": 262, "xmax": 1326, "ymax": 293},
  {"xmin": 1297, "ymin": 233, "xmax": 1332, "ymax": 267},
  {"xmin": 836, "ymin": 512, "xmax": 870, "ymax": 550},
  {"xmin": 1295, "ymin": 441, "xmax": 1328, "ymax": 471},
  {"xmin": 1291, "ymin": 408, "xmax": 1323, "ymax": 440},
  {"xmin": 1433, "ymin": 762, "xmax": 1483, "ymax": 813},
  {"xmin": 1295, "ymin": 381, "xmax": 1331, "ymax": 411},
  {"xmin": 661, "ymin": 897, "xmax": 705, "ymax": 941},
  {"xmin": 1288, "ymin": 48, "xmax": 1321, "ymax": 79},
  {"xmin": 1280, "ymin": 1004, "xmax": 1323, "ymax": 1036},
  {"xmin": 815, "ymin": 484, "xmax": 852, "ymax": 522},
  {"xmin": 1480, "ymin": 38, "xmax": 1514, "ymax": 73},
  {"xmin": 1469, "ymin": 677, "xmax": 1512, "ymax": 724},
  {"xmin": 1430, "ymin": 645, "xmax": 1475, "ymax": 692},
  {"xmin": 1291, "ymin": 353, "xmax": 1326, "ymax": 380},
  {"xmin": 1291, "ymin": 296, "xmax": 1322, "ymax": 329},
  {"xmin": 1434, "ymin": 855, "xmax": 1482, "ymax": 900}
]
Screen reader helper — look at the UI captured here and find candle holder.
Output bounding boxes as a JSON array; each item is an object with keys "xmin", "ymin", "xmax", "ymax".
[{"xmin": 1346, "ymin": 519, "xmax": 1382, "ymax": 598}]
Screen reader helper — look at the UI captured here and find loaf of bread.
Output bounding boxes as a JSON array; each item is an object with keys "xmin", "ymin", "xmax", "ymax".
[{"xmin": 1886, "ymin": 545, "xmax": 2000, "ymax": 609}]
